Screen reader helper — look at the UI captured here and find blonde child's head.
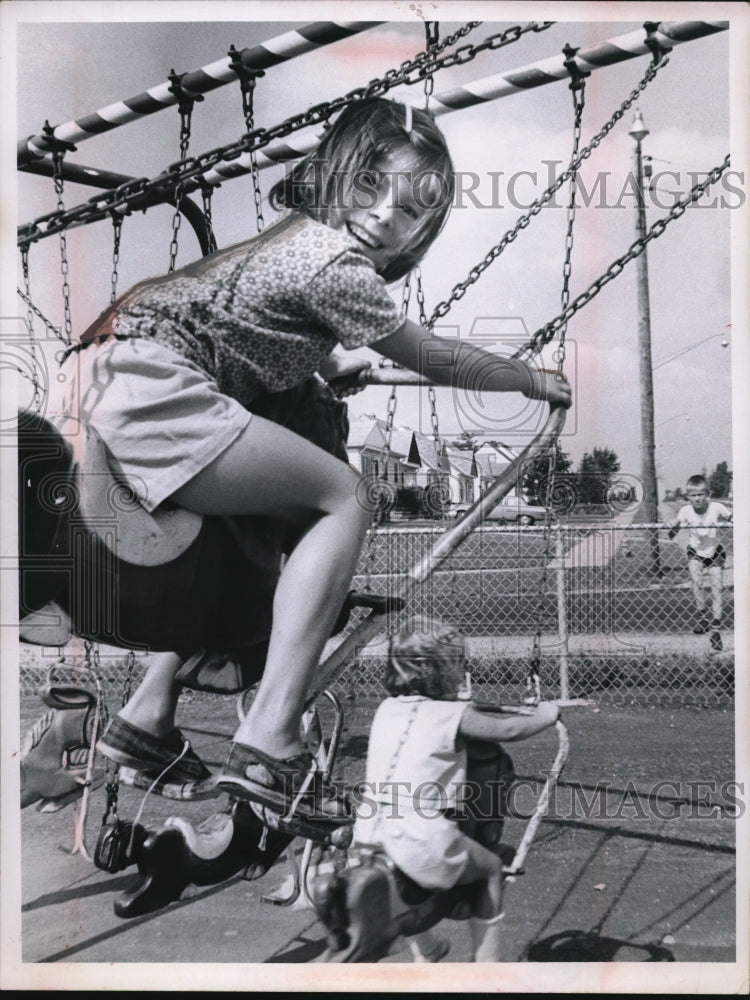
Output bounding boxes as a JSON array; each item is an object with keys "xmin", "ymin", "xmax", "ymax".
[
  {"xmin": 385, "ymin": 616, "xmax": 467, "ymax": 698},
  {"xmin": 270, "ymin": 97, "xmax": 454, "ymax": 281},
  {"xmin": 685, "ymin": 474, "xmax": 709, "ymax": 512}
]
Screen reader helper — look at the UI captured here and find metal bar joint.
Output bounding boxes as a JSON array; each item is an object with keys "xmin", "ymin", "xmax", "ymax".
[
  {"xmin": 562, "ymin": 44, "xmax": 590, "ymax": 92},
  {"xmin": 643, "ymin": 22, "xmax": 673, "ymax": 64}
]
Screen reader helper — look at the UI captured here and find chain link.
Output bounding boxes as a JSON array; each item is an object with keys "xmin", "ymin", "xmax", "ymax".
[
  {"xmin": 413, "ymin": 268, "xmax": 442, "ymax": 448},
  {"xmin": 167, "ymin": 70, "xmax": 201, "ymax": 272},
  {"xmin": 200, "ymin": 184, "xmax": 218, "ymax": 254},
  {"xmin": 19, "ymin": 22, "xmax": 552, "ymax": 247},
  {"xmin": 16, "ymin": 282, "xmax": 62, "ymax": 340},
  {"xmin": 230, "ymin": 45, "xmax": 267, "ymax": 234},
  {"xmin": 110, "ymin": 214, "xmax": 122, "ymax": 304},
  {"xmin": 381, "ymin": 385, "xmax": 399, "ymax": 470},
  {"xmin": 519, "ymin": 154, "xmax": 731, "ymax": 358},
  {"xmin": 524, "ymin": 55, "xmax": 590, "ymax": 696},
  {"xmin": 554, "ymin": 51, "xmax": 588, "ymax": 373},
  {"xmin": 19, "ymin": 247, "xmax": 45, "ymax": 410},
  {"xmin": 51, "ymin": 149, "xmax": 73, "ymax": 345},
  {"xmin": 423, "ymin": 22, "xmax": 440, "ymax": 107},
  {"xmin": 427, "ymin": 55, "xmax": 669, "ymax": 330}
]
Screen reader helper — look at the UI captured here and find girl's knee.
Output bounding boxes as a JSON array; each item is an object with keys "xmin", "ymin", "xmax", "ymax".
[{"xmin": 341, "ymin": 472, "xmax": 373, "ymax": 528}]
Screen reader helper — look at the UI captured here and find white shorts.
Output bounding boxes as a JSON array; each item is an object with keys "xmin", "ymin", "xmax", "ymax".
[{"xmin": 46, "ymin": 336, "xmax": 253, "ymax": 512}]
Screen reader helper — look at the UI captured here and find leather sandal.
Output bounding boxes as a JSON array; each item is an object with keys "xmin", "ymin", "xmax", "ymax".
[
  {"xmin": 97, "ymin": 716, "xmax": 210, "ymax": 784},
  {"xmin": 216, "ymin": 743, "xmax": 350, "ymax": 823}
]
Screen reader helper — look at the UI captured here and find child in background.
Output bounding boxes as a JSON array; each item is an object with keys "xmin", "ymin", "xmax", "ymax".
[
  {"xmin": 50, "ymin": 97, "xmax": 571, "ymax": 824},
  {"xmin": 668, "ymin": 474, "xmax": 732, "ymax": 641},
  {"xmin": 353, "ymin": 618, "xmax": 559, "ymax": 961}
]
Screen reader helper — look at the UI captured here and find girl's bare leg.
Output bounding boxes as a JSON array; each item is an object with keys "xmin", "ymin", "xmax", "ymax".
[
  {"xmin": 117, "ymin": 651, "xmax": 186, "ymax": 737},
  {"xmin": 170, "ymin": 415, "xmax": 371, "ymax": 758},
  {"xmin": 457, "ymin": 844, "xmax": 505, "ymax": 962}
]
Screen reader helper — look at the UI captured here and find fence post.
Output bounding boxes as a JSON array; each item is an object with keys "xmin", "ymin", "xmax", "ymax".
[{"xmin": 555, "ymin": 527, "xmax": 570, "ymax": 701}]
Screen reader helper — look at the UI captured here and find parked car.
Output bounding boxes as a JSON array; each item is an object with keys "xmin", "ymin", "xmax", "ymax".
[{"xmin": 451, "ymin": 498, "xmax": 554, "ymax": 526}]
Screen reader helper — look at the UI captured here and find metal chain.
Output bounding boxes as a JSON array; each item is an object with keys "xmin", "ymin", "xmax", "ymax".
[
  {"xmin": 553, "ymin": 47, "xmax": 588, "ymax": 373},
  {"xmin": 19, "ymin": 247, "xmax": 45, "ymax": 411},
  {"xmin": 414, "ymin": 268, "xmax": 441, "ymax": 447},
  {"xmin": 51, "ymin": 148, "xmax": 73, "ymax": 345},
  {"xmin": 427, "ymin": 54, "xmax": 669, "ymax": 330},
  {"xmin": 376, "ymin": 273, "xmax": 417, "ymax": 473},
  {"xmin": 526, "ymin": 56, "xmax": 589, "ymax": 702},
  {"xmin": 230, "ymin": 45, "xmax": 266, "ymax": 233},
  {"xmin": 519, "ymin": 154, "xmax": 731, "ymax": 358},
  {"xmin": 19, "ymin": 22, "xmax": 552, "ymax": 247},
  {"xmin": 110, "ymin": 214, "xmax": 122, "ymax": 304},
  {"xmin": 101, "ymin": 649, "xmax": 137, "ymax": 825},
  {"xmin": 423, "ymin": 22, "xmax": 440, "ymax": 107},
  {"xmin": 16, "ymin": 282, "xmax": 62, "ymax": 341},
  {"xmin": 167, "ymin": 70, "xmax": 202, "ymax": 272},
  {"xmin": 381, "ymin": 385, "xmax": 399, "ymax": 474},
  {"xmin": 200, "ymin": 184, "xmax": 218, "ymax": 254}
]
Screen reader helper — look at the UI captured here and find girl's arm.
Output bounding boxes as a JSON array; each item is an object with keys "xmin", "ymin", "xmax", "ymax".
[
  {"xmin": 458, "ymin": 701, "xmax": 559, "ymax": 743},
  {"xmin": 372, "ymin": 319, "xmax": 572, "ymax": 409}
]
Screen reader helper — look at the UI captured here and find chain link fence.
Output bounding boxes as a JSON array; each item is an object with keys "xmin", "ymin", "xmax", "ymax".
[
  {"xmin": 336, "ymin": 519, "xmax": 735, "ymax": 707},
  {"xmin": 19, "ymin": 519, "xmax": 734, "ymax": 709}
]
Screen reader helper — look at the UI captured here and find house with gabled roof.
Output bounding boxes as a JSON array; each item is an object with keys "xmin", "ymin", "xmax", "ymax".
[
  {"xmin": 346, "ymin": 414, "xmax": 419, "ymax": 487},
  {"xmin": 474, "ymin": 441, "xmax": 522, "ymax": 498},
  {"xmin": 346, "ymin": 414, "xmax": 523, "ymax": 514},
  {"xmin": 444, "ymin": 446, "xmax": 478, "ymax": 506}
]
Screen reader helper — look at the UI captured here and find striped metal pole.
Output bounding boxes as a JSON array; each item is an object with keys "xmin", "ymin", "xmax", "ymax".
[
  {"xmin": 17, "ymin": 21, "xmax": 381, "ymax": 164},
  {"xmin": 199, "ymin": 18, "xmax": 728, "ymax": 185},
  {"xmin": 428, "ymin": 19, "xmax": 727, "ymax": 111}
]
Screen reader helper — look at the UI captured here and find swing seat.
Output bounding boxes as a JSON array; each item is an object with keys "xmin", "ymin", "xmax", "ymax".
[
  {"xmin": 314, "ymin": 742, "xmax": 516, "ymax": 962},
  {"xmin": 17, "ymin": 380, "xmax": 401, "ymax": 685},
  {"xmin": 112, "ymin": 801, "xmax": 294, "ymax": 918},
  {"xmin": 20, "ymin": 676, "xmax": 107, "ymax": 810},
  {"xmin": 17, "ymin": 409, "xmax": 284, "ymax": 657}
]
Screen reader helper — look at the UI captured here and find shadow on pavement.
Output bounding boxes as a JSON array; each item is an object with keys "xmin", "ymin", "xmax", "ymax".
[{"xmin": 526, "ymin": 929, "xmax": 674, "ymax": 961}]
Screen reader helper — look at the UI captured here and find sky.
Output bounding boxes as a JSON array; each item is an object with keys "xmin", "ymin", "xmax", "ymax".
[{"xmin": 5, "ymin": 1, "xmax": 746, "ymax": 500}]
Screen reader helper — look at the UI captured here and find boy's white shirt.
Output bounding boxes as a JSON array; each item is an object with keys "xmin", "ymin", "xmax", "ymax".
[{"xmin": 676, "ymin": 500, "xmax": 732, "ymax": 557}]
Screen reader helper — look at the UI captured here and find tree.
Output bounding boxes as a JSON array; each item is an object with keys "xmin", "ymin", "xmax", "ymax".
[
  {"xmin": 451, "ymin": 431, "xmax": 479, "ymax": 452},
  {"xmin": 576, "ymin": 447, "xmax": 621, "ymax": 505},
  {"xmin": 521, "ymin": 444, "xmax": 574, "ymax": 509},
  {"xmin": 708, "ymin": 461, "xmax": 732, "ymax": 498}
]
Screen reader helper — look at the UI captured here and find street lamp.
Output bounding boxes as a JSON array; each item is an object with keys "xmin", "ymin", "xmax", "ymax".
[
  {"xmin": 656, "ymin": 412, "xmax": 690, "ymax": 430},
  {"xmin": 653, "ymin": 330, "xmax": 731, "ymax": 370},
  {"xmin": 629, "ymin": 109, "xmax": 661, "ymax": 575}
]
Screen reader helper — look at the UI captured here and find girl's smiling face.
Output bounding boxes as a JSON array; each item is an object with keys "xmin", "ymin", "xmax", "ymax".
[{"xmin": 329, "ymin": 146, "xmax": 436, "ymax": 272}]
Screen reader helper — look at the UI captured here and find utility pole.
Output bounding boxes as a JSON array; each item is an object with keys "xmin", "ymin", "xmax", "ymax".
[{"xmin": 629, "ymin": 109, "xmax": 662, "ymax": 576}]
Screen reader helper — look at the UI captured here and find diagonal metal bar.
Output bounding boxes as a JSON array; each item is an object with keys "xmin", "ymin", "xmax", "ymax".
[{"xmin": 307, "ymin": 403, "xmax": 567, "ymax": 703}]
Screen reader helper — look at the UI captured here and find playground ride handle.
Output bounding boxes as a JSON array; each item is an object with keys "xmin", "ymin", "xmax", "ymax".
[{"xmin": 308, "ymin": 401, "xmax": 567, "ymax": 703}]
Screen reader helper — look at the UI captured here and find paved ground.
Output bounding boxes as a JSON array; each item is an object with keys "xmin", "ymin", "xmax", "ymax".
[{"xmin": 5, "ymin": 689, "xmax": 746, "ymax": 992}]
